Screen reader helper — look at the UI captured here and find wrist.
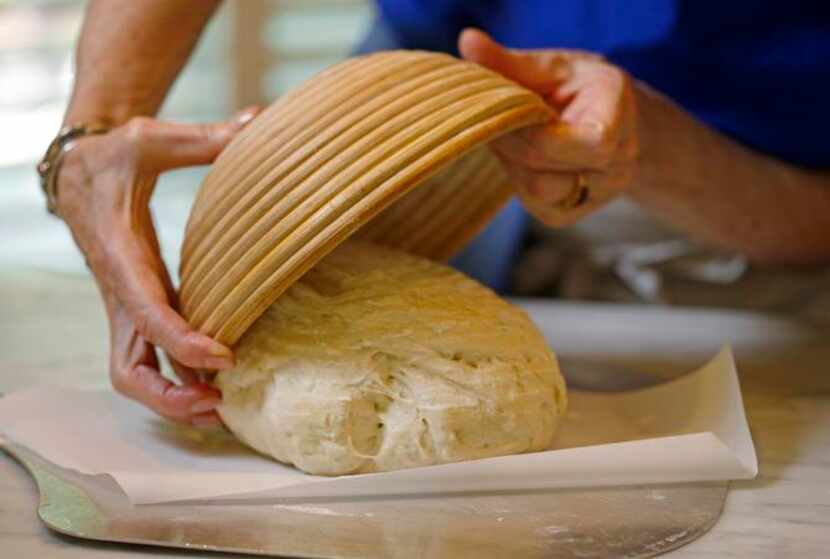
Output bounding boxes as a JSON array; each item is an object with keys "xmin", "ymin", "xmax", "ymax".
[
  {"xmin": 629, "ymin": 81, "xmax": 664, "ymax": 197},
  {"xmin": 63, "ymin": 105, "xmax": 145, "ymax": 130},
  {"xmin": 63, "ymin": 86, "xmax": 161, "ymax": 129},
  {"xmin": 38, "ymin": 123, "xmax": 111, "ymax": 216},
  {"xmin": 51, "ymin": 136, "xmax": 96, "ymax": 221}
]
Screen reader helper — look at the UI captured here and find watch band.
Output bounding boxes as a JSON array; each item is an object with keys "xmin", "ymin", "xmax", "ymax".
[{"xmin": 37, "ymin": 122, "xmax": 111, "ymax": 215}]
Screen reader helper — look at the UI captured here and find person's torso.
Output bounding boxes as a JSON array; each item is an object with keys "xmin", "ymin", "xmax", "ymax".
[{"xmin": 376, "ymin": 0, "xmax": 830, "ymax": 167}]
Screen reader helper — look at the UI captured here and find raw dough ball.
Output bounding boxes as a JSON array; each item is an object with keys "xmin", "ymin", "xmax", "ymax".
[{"xmin": 215, "ymin": 242, "xmax": 566, "ymax": 475}]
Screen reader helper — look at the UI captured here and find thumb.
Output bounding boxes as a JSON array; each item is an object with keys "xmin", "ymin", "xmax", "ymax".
[
  {"xmin": 458, "ymin": 28, "xmax": 570, "ymax": 93},
  {"xmin": 130, "ymin": 106, "xmax": 261, "ymax": 172}
]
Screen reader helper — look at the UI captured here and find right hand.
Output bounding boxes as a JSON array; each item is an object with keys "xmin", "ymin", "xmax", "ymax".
[{"xmin": 55, "ymin": 109, "xmax": 258, "ymax": 427}]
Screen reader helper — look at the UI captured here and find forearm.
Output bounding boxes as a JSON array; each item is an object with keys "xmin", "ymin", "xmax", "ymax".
[
  {"xmin": 632, "ymin": 84, "xmax": 830, "ymax": 266},
  {"xmin": 65, "ymin": 0, "xmax": 222, "ymax": 126}
]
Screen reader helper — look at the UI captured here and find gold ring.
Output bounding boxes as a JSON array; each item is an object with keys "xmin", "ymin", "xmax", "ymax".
[{"xmin": 555, "ymin": 172, "xmax": 590, "ymax": 210}]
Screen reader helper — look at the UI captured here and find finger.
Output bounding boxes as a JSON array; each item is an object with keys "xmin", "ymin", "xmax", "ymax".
[
  {"xmin": 116, "ymin": 108, "xmax": 259, "ymax": 370},
  {"xmin": 107, "ymin": 300, "xmax": 222, "ymax": 422},
  {"xmin": 191, "ymin": 411, "xmax": 224, "ymax": 430},
  {"xmin": 518, "ymin": 169, "xmax": 629, "ymax": 228},
  {"xmin": 167, "ymin": 353, "xmax": 201, "ymax": 385},
  {"xmin": 493, "ymin": 143, "xmax": 630, "ymax": 222},
  {"xmin": 501, "ymin": 61, "xmax": 628, "ymax": 171},
  {"xmin": 122, "ymin": 106, "xmax": 261, "ymax": 172},
  {"xmin": 138, "ymin": 208, "xmax": 205, "ymax": 387},
  {"xmin": 511, "ymin": 163, "xmax": 631, "ymax": 203},
  {"xmin": 117, "ymin": 364, "xmax": 223, "ymax": 423},
  {"xmin": 108, "ymin": 178, "xmax": 234, "ymax": 370},
  {"xmin": 497, "ymin": 156, "xmax": 575, "ymax": 206},
  {"xmin": 105, "ymin": 222, "xmax": 235, "ymax": 371},
  {"xmin": 558, "ymin": 63, "xmax": 626, "ymax": 137},
  {"xmin": 491, "ymin": 123, "xmax": 605, "ymax": 172},
  {"xmin": 460, "ymin": 31, "xmax": 627, "ymax": 171},
  {"xmin": 492, "ymin": 117, "xmax": 618, "ymax": 171},
  {"xmin": 93, "ymin": 138, "xmax": 235, "ymax": 370},
  {"xmin": 458, "ymin": 28, "xmax": 571, "ymax": 93}
]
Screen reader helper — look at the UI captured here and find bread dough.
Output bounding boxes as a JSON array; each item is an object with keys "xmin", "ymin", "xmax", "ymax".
[{"xmin": 215, "ymin": 242, "xmax": 567, "ymax": 475}]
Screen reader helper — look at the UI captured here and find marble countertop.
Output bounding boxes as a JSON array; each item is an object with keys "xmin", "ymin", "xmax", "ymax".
[{"xmin": 1, "ymin": 268, "xmax": 829, "ymax": 558}]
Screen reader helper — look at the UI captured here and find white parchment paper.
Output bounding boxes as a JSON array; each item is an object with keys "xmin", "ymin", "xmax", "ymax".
[{"xmin": 0, "ymin": 346, "xmax": 756, "ymax": 504}]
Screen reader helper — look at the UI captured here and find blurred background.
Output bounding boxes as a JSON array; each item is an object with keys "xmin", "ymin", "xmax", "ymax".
[{"xmin": 0, "ymin": 0, "xmax": 373, "ymax": 275}]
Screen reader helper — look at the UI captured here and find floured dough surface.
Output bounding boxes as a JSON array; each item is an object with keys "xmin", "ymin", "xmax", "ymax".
[{"xmin": 215, "ymin": 242, "xmax": 566, "ymax": 475}]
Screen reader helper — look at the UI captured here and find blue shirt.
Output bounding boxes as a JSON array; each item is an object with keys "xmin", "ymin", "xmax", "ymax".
[
  {"xmin": 376, "ymin": 0, "xmax": 830, "ymax": 168},
  {"xmin": 371, "ymin": 0, "xmax": 830, "ymax": 289}
]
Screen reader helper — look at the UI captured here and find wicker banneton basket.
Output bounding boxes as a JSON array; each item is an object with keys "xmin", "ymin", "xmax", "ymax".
[{"xmin": 179, "ymin": 50, "xmax": 552, "ymax": 345}]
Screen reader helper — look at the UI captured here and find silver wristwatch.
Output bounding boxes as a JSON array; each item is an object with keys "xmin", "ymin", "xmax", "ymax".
[{"xmin": 36, "ymin": 122, "xmax": 111, "ymax": 215}]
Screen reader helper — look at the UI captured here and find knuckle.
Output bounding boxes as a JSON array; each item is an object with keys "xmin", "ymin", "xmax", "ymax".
[
  {"xmin": 192, "ymin": 123, "xmax": 212, "ymax": 141},
  {"xmin": 542, "ymin": 52, "xmax": 568, "ymax": 74},
  {"xmin": 155, "ymin": 387, "xmax": 181, "ymax": 417},
  {"xmin": 195, "ymin": 122, "xmax": 225, "ymax": 145},
  {"xmin": 205, "ymin": 123, "xmax": 225, "ymax": 139},
  {"xmin": 132, "ymin": 306, "xmax": 155, "ymax": 340},
  {"xmin": 109, "ymin": 366, "xmax": 131, "ymax": 395},
  {"xmin": 123, "ymin": 117, "xmax": 154, "ymax": 145}
]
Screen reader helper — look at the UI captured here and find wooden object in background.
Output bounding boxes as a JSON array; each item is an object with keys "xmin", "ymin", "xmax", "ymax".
[{"xmin": 230, "ymin": 0, "xmax": 273, "ymax": 108}]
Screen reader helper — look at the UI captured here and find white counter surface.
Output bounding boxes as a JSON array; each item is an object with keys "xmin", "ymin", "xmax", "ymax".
[{"xmin": 1, "ymin": 269, "xmax": 828, "ymax": 558}]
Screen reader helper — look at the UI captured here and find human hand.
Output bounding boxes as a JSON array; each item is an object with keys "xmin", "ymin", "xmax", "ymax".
[
  {"xmin": 459, "ymin": 29, "xmax": 640, "ymax": 227},
  {"xmin": 55, "ymin": 108, "xmax": 259, "ymax": 426}
]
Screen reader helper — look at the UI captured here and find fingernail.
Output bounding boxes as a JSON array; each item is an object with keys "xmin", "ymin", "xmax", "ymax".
[
  {"xmin": 234, "ymin": 107, "xmax": 257, "ymax": 126},
  {"xmin": 190, "ymin": 397, "xmax": 221, "ymax": 415},
  {"xmin": 207, "ymin": 340, "xmax": 233, "ymax": 358}
]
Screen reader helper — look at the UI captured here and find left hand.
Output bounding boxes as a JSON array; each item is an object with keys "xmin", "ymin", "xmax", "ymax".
[
  {"xmin": 56, "ymin": 109, "xmax": 259, "ymax": 427},
  {"xmin": 459, "ymin": 29, "xmax": 641, "ymax": 227}
]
